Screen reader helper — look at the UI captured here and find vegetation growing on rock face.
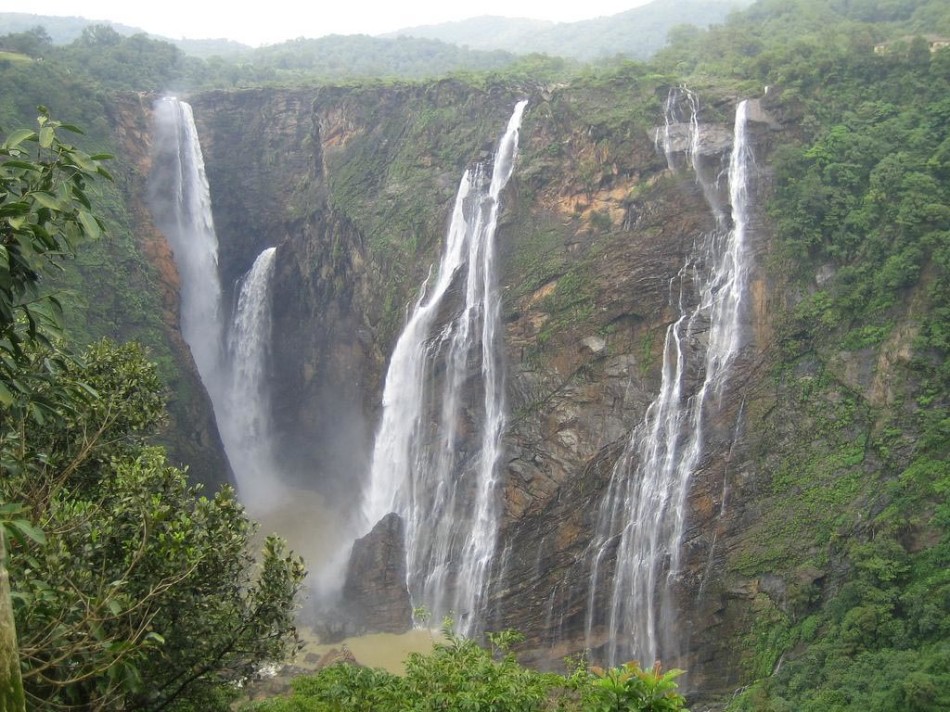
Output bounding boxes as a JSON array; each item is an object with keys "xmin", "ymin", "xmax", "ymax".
[
  {"xmin": 722, "ymin": 34, "xmax": 950, "ymax": 712},
  {"xmin": 642, "ymin": 1, "xmax": 950, "ymax": 709}
]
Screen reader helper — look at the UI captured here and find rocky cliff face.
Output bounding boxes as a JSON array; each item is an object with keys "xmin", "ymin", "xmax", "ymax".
[
  {"xmin": 485, "ymin": 91, "xmax": 782, "ymax": 695},
  {"xmin": 116, "ymin": 73, "xmax": 933, "ymax": 704},
  {"xmin": 190, "ymin": 89, "xmax": 377, "ymax": 499}
]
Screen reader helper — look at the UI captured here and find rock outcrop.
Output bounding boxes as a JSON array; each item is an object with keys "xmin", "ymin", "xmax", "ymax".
[
  {"xmin": 117, "ymin": 76, "xmax": 935, "ymax": 707},
  {"xmin": 340, "ymin": 513, "xmax": 413, "ymax": 637}
]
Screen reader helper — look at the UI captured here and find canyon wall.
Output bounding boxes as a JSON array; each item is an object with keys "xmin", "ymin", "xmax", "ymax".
[{"xmin": 116, "ymin": 73, "xmax": 935, "ymax": 702}]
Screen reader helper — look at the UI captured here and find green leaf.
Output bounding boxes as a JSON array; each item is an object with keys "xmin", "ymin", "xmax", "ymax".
[
  {"xmin": 78, "ymin": 209, "xmax": 102, "ymax": 238},
  {"xmin": 30, "ymin": 191, "xmax": 62, "ymax": 211},
  {"xmin": 48, "ymin": 296, "xmax": 64, "ymax": 328},
  {"xmin": 0, "ymin": 379, "xmax": 12, "ymax": 405},
  {"xmin": 1, "ymin": 159, "xmax": 40, "ymax": 170},
  {"xmin": 70, "ymin": 152, "xmax": 98, "ymax": 172},
  {"xmin": 11, "ymin": 518, "xmax": 46, "ymax": 545},
  {"xmin": 0, "ymin": 202, "xmax": 31, "ymax": 217},
  {"xmin": 38, "ymin": 125, "xmax": 55, "ymax": 149},
  {"xmin": 3, "ymin": 128, "xmax": 35, "ymax": 149}
]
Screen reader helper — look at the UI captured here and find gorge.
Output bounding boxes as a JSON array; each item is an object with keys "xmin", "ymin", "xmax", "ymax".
[
  {"xmin": 3, "ymin": 3, "xmax": 948, "ymax": 709},
  {"xmin": 105, "ymin": 43, "xmax": 947, "ymax": 706},
  {"xmin": 138, "ymin": 80, "xmax": 775, "ymax": 695}
]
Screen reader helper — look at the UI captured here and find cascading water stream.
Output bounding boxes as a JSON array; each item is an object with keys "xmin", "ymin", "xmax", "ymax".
[
  {"xmin": 221, "ymin": 247, "xmax": 280, "ymax": 509},
  {"xmin": 149, "ymin": 97, "xmax": 225, "ymax": 396},
  {"xmin": 149, "ymin": 98, "xmax": 281, "ymax": 510},
  {"xmin": 585, "ymin": 93, "xmax": 753, "ymax": 666},
  {"xmin": 361, "ymin": 100, "xmax": 527, "ymax": 634}
]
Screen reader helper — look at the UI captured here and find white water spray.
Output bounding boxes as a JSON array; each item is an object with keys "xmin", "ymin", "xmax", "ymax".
[
  {"xmin": 149, "ymin": 97, "xmax": 224, "ymax": 394},
  {"xmin": 150, "ymin": 99, "xmax": 283, "ymax": 509},
  {"xmin": 361, "ymin": 101, "xmax": 527, "ymax": 634},
  {"xmin": 221, "ymin": 247, "xmax": 280, "ymax": 509},
  {"xmin": 586, "ymin": 94, "xmax": 753, "ymax": 665}
]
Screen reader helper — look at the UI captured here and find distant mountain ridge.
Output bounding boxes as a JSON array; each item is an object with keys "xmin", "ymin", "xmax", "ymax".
[
  {"xmin": 4, "ymin": 1, "xmax": 752, "ymax": 63},
  {"xmin": 0, "ymin": 12, "xmax": 250, "ymax": 58},
  {"xmin": 387, "ymin": 0, "xmax": 753, "ymax": 60}
]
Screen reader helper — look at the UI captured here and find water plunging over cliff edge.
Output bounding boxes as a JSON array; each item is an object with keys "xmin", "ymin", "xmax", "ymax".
[
  {"xmin": 148, "ymin": 98, "xmax": 284, "ymax": 513},
  {"xmin": 584, "ymin": 93, "xmax": 754, "ymax": 666},
  {"xmin": 222, "ymin": 247, "xmax": 280, "ymax": 507},
  {"xmin": 149, "ymin": 97, "xmax": 225, "ymax": 396},
  {"xmin": 361, "ymin": 100, "xmax": 528, "ymax": 635}
]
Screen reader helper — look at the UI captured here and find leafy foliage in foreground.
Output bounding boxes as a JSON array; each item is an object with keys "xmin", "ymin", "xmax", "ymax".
[
  {"xmin": 1, "ymin": 339, "xmax": 306, "ymax": 711},
  {"xmin": 0, "ymin": 109, "xmax": 110, "ymax": 406},
  {"xmin": 0, "ymin": 115, "xmax": 305, "ymax": 710},
  {"xmin": 245, "ymin": 626, "xmax": 688, "ymax": 712}
]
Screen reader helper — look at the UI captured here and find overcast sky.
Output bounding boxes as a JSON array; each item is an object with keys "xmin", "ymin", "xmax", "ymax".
[{"xmin": 21, "ymin": 1, "xmax": 654, "ymax": 46}]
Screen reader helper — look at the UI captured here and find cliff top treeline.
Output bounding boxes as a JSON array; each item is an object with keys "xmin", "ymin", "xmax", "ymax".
[{"xmin": 1, "ymin": 0, "xmax": 946, "ymax": 98}]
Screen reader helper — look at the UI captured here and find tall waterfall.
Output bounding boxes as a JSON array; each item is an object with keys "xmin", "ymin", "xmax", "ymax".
[
  {"xmin": 221, "ymin": 247, "xmax": 280, "ymax": 508},
  {"xmin": 149, "ymin": 98, "xmax": 280, "ymax": 509},
  {"xmin": 361, "ymin": 100, "xmax": 527, "ymax": 634},
  {"xmin": 586, "ymin": 94, "xmax": 753, "ymax": 665},
  {"xmin": 149, "ymin": 97, "xmax": 225, "ymax": 395}
]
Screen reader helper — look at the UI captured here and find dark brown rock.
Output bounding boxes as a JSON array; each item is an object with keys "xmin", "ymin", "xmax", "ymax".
[{"xmin": 341, "ymin": 513, "xmax": 413, "ymax": 635}]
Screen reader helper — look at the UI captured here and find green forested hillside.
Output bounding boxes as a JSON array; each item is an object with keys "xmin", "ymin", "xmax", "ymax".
[
  {"xmin": 0, "ymin": 21, "xmax": 521, "ymax": 90},
  {"xmin": 648, "ymin": 1, "xmax": 950, "ymax": 709},
  {"xmin": 390, "ymin": 0, "xmax": 750, "ymax": 60}
]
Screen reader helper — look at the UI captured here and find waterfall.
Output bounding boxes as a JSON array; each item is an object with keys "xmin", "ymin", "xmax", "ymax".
[
  {"xmin": 586, "ymin": 94, "xmax": 753, "ymax": 665},
  {"xmin": 361, "ymin": 100, "xmax": 527, "ymax": 634},
  {"xmin": 149, "ymin": 98, "xmax": 281, "ymax": 509},
  {"xmin": 149, "ymin": 97, "xmax": 225, "ymax": 396},
  {"xmin": 221, "ymin": 247, "xmax": 279, "ymax": 508}
]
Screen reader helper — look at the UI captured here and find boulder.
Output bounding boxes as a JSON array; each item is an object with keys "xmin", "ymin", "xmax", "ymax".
[{"xmin": 341, "ymin": 513, "xmax": 413, "ymax": 635}]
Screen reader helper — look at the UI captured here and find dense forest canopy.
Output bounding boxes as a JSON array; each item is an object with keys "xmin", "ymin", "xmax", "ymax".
[{"xmin": 0, "ymin": 0, "xmax": 948, "ymax": 709}]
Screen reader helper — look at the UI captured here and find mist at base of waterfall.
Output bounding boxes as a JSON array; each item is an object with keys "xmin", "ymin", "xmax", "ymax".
[{"xmin": 248, "ymin": 484, "xmax": 351, "ymax": 602}]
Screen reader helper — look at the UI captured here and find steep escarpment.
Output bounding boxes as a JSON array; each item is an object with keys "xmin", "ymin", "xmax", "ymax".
[
  {"xmin": 145, "ymin": 77, "xmax": 783, "ymax": 693},
  {"xmin": 485, "ymin": 86, "xmax": 783, "ymax": 697},
  {"xmin": 190, "ymin": 82, "xmax": 531, "ymax": 499},
  {"xmin": 103, "ymin": 93, "xmax": 232, "ymax": 489},
  {"xmin": 189, "ymin": 89, "xmax": 375, "ymax": 497},
  {"xmin": 116, "ymin": 54, "xmax": 946, "ymax": 706},
  {"xmin": 179, "ymin": 75, "xmax": 782, "ymax": 695}
]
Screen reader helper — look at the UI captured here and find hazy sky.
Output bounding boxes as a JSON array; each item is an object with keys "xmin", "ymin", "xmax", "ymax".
[{"xmin": 23, "ymin": 1, "xmax": 654, "ymax": 46}]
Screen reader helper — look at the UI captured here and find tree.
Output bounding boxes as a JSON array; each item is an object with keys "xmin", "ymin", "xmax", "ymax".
[
  {"xmin": 77, "ymin": 25, "xmax": 123, "ymax": 48},
  {"xmin": 1, "ymin": 117, "xmax": 305, "ymax": 710},
  {"xmin": 2, "ymin": 341, "xmax": 306, "ymax": 711},
  {"xmin": 585, "ymin": 662, "xmax": 688, "ymax": 712},
  {"xmin": 0, "ymin": 513, "xmax": 28, "ymax": 711},
  {"xmin": 246, "ymin": 622, "xmax": 690, "ymax": 711},
  {"xmin": 0, "ymin": 26, "xmax": 53, "ymax": 58},
  {"xmin": 1, "ymin": 109, "xmax": 110, "ymax": 712},
  {"xmin": 0, "ymin": 108, "xmax": 110, "ymax": 406}
]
